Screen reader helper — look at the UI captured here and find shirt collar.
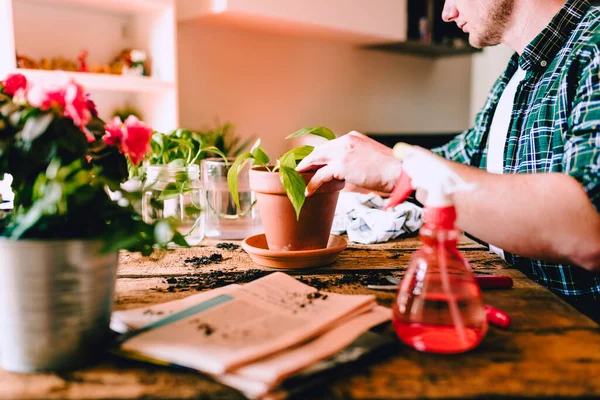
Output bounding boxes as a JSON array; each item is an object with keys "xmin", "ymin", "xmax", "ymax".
[{"xmin": 519, "ymin": 0, "xmax": 591, "ymax": 72}]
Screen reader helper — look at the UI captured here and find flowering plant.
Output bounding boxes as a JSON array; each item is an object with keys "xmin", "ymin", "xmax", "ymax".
[{"xmin": 0, "ymin": 73, "xmax": 185, "ymax": 254}]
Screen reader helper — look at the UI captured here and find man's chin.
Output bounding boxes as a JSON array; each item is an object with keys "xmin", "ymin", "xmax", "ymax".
[{"xmin": 468, "ymin": 34, "xmax": 499, "ymax": 49}]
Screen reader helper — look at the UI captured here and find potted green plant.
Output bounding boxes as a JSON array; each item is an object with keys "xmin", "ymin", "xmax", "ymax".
[
  {"xmin": 0, "ymin": 73, "xmax": 182, "ymax": 372},
  {"xmin": 227, "ymin": 127, "xmax": 345, "ymax": 251}
]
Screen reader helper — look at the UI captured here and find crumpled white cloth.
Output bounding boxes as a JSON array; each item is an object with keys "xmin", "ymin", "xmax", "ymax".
[{"xmin": 331, "ymin": 192, "xmax": 423, "ymax": 244}]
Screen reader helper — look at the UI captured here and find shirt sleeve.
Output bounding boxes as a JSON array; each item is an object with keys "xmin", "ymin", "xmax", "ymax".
[
  {"xmin": 431, "ymin": 126, "xmax": 480, "ymax": 165},
  {"xmin": 566, "ymin": 46, "xmax": 600, "ymax": 213}
]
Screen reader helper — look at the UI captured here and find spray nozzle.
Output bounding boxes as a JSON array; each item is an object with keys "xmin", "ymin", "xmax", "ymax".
[{"xmin": 386, "ymin": 143, "xmax": 475, "ymax": 210}]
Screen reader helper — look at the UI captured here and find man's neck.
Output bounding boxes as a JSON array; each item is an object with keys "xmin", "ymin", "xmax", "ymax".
[{"xmin": 502, "ymin": 0, "xmax": 567, "ymax": 54}]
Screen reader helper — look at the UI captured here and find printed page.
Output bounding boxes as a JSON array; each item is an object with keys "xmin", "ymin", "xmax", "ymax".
[
  {"xmin": 220, "ymin": 305, "xmax": 392, "ymax": 398},
  {"xmin": 111, "ymin": 284, "xmax": 241, "ymax": 333},
  {"xmin": 119, "ymin": 272, "xmax": 376, "ymax": 374}
]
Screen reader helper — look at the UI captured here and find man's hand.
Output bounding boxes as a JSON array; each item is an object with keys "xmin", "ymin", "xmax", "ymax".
[{"xmin": 296, "ymin": 131, "xmax": 403, "ymax": 196}]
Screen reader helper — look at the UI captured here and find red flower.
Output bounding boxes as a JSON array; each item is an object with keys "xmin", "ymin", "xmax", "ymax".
[
  {"xmin": 64, "ymin": 82, "xmax": 92, "ymax": 132},
  {"xmin": 27, "ymin": 84, "xmax": 66, "ymax": 110},
  {"xmin": 102, "ymin": 117, "xmax": 124, "ymax": 146},
  {"xmin": 1, "ymin": 73, "xmax": 27, "ymax": 96},
  {"xmin": 103, "ymin": 116, "xmax": 152, "ymax": 166},
  {"xmin": 121, "ymin": 116, "xmax": 152, "ymax": 166},
  {"xmin": 26, "ymin": 78, "xmax": 94, "ymax": 139}
]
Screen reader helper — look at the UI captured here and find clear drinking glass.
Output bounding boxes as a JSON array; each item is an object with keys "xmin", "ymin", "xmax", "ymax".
[
  {"xmin": 201, "ymin": 158, "xmax": 262, "ymax": 239},
  {"xmin": 141, "ymin": 164, "xmax": 205, "ymax": 246}
]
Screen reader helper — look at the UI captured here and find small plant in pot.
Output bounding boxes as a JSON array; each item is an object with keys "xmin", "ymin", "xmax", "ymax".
[
  {"xmin": 0, "ymin": 73, "xmax": 182, "ymax": 372},
  {"xmin": 227, "ymin": 127, "xmax": 345, "ymax": 251}
]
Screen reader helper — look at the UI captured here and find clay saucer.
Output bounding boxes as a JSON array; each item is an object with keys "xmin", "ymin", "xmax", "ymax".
[{"xmin": 242, "ymin": 234, "xmax": 347, "ymax": 269}]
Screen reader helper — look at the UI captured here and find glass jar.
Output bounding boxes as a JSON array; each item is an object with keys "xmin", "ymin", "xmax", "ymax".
[
  {"xmin": 141, "ymin": 164, "xmax": 205, "ymax": 246},
  {"xmin": 201, "ymin": 158, "xmax": 262, "ymax": 239}
]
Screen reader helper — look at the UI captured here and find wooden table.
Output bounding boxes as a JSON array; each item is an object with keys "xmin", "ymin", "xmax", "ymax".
[{"xmin": 2, "ymin": 236, "xmax": 599, "ymax": 399}]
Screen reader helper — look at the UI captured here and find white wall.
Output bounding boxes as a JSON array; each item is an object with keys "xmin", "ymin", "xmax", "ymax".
[
  {"xmin": 178, "ymin": 22, "xmax": 473, "ymax": 157},
  {"xmin": 469, "ymin": 44, "xmax": 514, "ymax": 122}
]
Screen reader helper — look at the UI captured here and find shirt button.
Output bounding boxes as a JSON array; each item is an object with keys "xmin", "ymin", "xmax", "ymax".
[{"xmin": 541, "ymin": 60, "xmax": 548, "ymax": 67}]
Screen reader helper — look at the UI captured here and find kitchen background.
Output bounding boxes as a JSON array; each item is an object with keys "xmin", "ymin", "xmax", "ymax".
[{"xmin": 0, "ymin": 0, "xmax": 515, "ymax": 157}]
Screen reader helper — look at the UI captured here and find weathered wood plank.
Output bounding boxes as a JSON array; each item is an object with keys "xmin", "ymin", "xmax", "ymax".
[
  {"xmin": 117, "ymin": 244, "xmax": 505, "ymax": 277},
  {"xmin": 312, "ymin": 329, "xmax": 600, "ymax": 399}
]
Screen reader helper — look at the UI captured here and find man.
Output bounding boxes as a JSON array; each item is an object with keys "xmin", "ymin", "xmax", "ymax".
[{"xmin": 296, "ymin": 0, "xmax": 600, "ymax": 322}]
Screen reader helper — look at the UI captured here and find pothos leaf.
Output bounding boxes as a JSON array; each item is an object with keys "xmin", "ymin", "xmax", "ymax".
[
  {"xmin": 157, "ymin": 182, "xmax": 179, "ymax": 201},
  {"xmin": 227, "ymin": 152, "xmax": 254, "ymax": 210},
  {"xmin": 280, "ymin": 166, "xmax": 306, "ymax": 220},
  {"xmin": 279, "ymin": 152, "xmax": 296, "ymax": 169},
  {"xmin": 286, "ymin": 126, "xmax": 335, "ymax": 141},
  {"xmin": 251, "ymin": 146, "xmax": 270, "ymax": 167},
  {"xmin": 279, "ymin": 145, "xmax": 314, "ymax": 167}
]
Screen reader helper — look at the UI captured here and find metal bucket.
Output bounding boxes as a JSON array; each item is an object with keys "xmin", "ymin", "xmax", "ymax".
[{"xmin": 0, "ymin": 239, "xmax": 118, "ymax": 372}]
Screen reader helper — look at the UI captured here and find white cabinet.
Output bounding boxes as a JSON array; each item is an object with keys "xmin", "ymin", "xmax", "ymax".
[
  {"xmin": 177, "ymin": 0, "xmax": 407, "ymax": 44},
  {"xmin": 0, "ymin": 0, "xmax": 179, "ymax": 132}
]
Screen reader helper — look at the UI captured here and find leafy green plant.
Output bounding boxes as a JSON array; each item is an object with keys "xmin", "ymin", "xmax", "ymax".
[
  {"xmin": 138, "ymin": 128, "xmax": 228, "ymax": 198},
  {"xmin": 112, "ymin": 104, "xmax": 142, "ymax": 122},
  {"xmin": 0, "ymin": 73, "xmax": 185, "ymax": 255},
  {"xmin": 144, "ymin": 128, "xmax": 227, "ymax": 167},
  {"xmin": 227, "ymin": 126, "xmax": 336, "ymax": 220},
  {"xmin": 206, "ymin": 122, "xmax": 255, "ymax": 158}
]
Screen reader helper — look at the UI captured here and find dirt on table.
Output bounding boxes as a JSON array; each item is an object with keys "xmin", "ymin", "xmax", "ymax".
[{"xmin": 160, "ymin": 269, "xmax": 396, "ymax": 293}]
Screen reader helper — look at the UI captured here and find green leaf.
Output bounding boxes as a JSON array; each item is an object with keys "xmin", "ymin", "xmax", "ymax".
[
  {"xmin": 280, "ymin": 166, "xmax": 306, "ymax": 220},
  {"xmin": 251, "ymin": 146, "xmax": 270, "ymax": 167},
  {"xmin": 168, "ymin": 158, "xmax": 186, "ymax": 168},
  {"xmin": 157, "ymin": 182, "xmax": 180, "ymax": 201},
  {"xmin": 286, "ymin": 126, "xmax": 335, "ymax": 141},
  {"xmin": 279, "ymin": 152, "xmax": 296, "ymax": 169},
  {"xmin": 189, "ymin": 145, "xmax": 228, "ymax": 165},
  {"xmin": 279, "ymin": 145, "xmax": 314, "ymax": 168},
  {"xmin": 171, "ymin": 231, "xmax": 190, "ymax": 247},
  {"xmin": 20, "ymin": 113, "xmax": 53, "ymax": 143},
  {"xmin": 227, "ymin": 152, "xmax": 254, "ymax": 210}
]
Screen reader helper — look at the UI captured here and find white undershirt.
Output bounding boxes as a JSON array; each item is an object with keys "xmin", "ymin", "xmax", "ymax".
[{"xmin": 486, "ymin": 67, "xmax": 527, "ymax": 259}]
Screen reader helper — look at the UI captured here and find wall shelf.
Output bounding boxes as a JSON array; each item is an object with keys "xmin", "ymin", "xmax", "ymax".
[
  {"xmin": 17, "ymin": 69, "xmax": 175, "ymax": 94},
  {"xmin": 20, "ymin": 0, "xmax": 172, "ymax": 13},
  {"xmin": 364, "ymin": 40, "xmax": 481, "ymax": 59},
  {"xmin": 1, "ymin": 0, "xmax": 179, "ymax": 132}
]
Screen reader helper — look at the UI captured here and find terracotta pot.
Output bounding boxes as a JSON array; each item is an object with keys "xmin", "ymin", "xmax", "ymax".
[{"xmin": 249, "ymin": 167, "xmax": 344, "ymax": 251}]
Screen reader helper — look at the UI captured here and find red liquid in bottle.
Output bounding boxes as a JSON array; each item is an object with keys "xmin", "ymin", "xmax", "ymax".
[{"xmin": 392, "ymin": 227, "xmax": 488, "ymax": 354}]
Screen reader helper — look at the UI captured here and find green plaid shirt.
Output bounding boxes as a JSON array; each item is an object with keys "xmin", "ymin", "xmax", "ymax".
[{"xmin": 433, "ymin": 0, "xmax": 600, "ymax": 318}]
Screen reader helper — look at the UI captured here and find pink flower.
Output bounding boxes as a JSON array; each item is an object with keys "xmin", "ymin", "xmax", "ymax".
[
  {"xmin": 1, "ymin": 74, "xmax": 27, "ymax": 96},
  {"xmin": 26, "ymin": 78, "xmax": 94, "ymax": 139},
  {"xmin": 64, "ymin": 82, "xmax": 92, "ymax": 131},
  {"xmin": 102, "ymin": 117, "xmax": 124, "ymax": 146},
  {"xmin": 121, "ymin": 116, "xmax": 152, "ymax": 166},
  {"xmin": 27, "ymin": 84, "xmax": 66, "ymax": 110},
  {"xmin": 102, "ymin": 116, "xmax": 152, "ymax": 166}
]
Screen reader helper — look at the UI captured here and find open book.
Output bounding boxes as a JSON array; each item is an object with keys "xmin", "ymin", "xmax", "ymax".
[{"xmin": 112, "ymin": 272, "xmax": 391, "ymax": 399}]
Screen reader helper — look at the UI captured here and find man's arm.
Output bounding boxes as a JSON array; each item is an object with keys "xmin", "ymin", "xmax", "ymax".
[{"xmin": 430, "ymin": 161, "xmax": 600, "ymax": 272}]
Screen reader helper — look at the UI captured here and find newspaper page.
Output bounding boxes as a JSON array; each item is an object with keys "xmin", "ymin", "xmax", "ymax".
[
  {"xmin": 118, "ymin": 272, "xmax": 377, "ymax": 374},
  {"xmin": 216, "ymin": 305, "xmax": 391, "ymax": 399}
]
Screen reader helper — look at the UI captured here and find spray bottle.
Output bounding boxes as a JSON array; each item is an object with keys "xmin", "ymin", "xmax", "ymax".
[{"xmin": 386, "ymin": 143, "xmax": 488, "ymax": 354}]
